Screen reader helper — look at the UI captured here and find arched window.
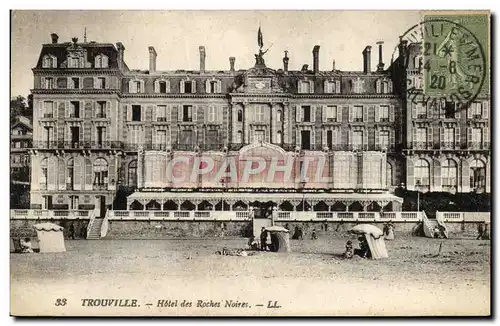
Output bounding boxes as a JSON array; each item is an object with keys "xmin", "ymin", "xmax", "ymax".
[
  {"xmin": 42, "ymin": 55, "xmax": 57, "ymax": 68},
  {"xmin": 237, "ymin": 110, "xmax": 243, "ymax": 122},
  {"xmin": 386, "ymin": 162, "xmax": 393, "ymax": 186},
  {"xmin": 276, "ymin": 130, "xmax": 282, "ymax": 144},
  {"xmin": 442, "ymin": 159, "xmax": 457, "ymax": 189},
  {"xmin": 94, "ymin": 54, "xmax": 109, "ymax": 68},
  {"xmin": 277, "ymin": 110, "xmax": 282, "ymax": 122},
  {"xmin": 67, "ymin": 158, "xmax": 74, "ymax": 190},
  {"xmin": 470, "ymin": 159, "xmax": 486, "ymax": 191},
  {"xmin": 415, "ymin": 159, "xmax": 430, "ymax": 187},
  {"xmin": 93, "ymin": 158, "xmax": 108, "ymax": 186},
  {"xmin": 236, "ymin": 130, "xmax": 243, "ymax": 143},
  {"xmin": 40, "ymin": 158, "xmax": 48, "ymax": 188},
  {"xmin": 128, "ymin": 160, "xmax": 138, "ymax": 187}
]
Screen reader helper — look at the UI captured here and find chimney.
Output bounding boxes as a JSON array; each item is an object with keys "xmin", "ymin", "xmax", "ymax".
[
  {"xmin": 362, "ymin": 45, "xmax": 372, "ymax": 74},
  {"xmin": 229, "ymin": 57, "xmax": 235, "ymax": 72},
  {"xmin": 376, "ymin": 41, "xmax": 385, "ymax": 72},
  {"xmin": 50, "ymin": 33, "xmax": 59, "ymax": 44},
  {"xmin": 332, "ymin": 59, "xmax": 336, "ymax": 71},
  {"xmin": 199, "ymin": 46, "xmax": 206, "ymax": 73},
  {"xmin": 312, "ymin": 45, "xmax": 320, "ymax": 73},
  {"xmin": 283, "ymin": 51, "xmax": 289, "ymax": 73},
  {"xmin": 148, "ymin": 46, "xmax": 157, "ymax": 73},
  {"xmin": 116, "ymin": 42, "xmax": 125, "ymax": 70}
]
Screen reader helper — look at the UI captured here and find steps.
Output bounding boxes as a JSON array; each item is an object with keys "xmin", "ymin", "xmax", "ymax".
[{"xmin": 87, "ymin": 218, "xmax": 103, "ymax": 240}]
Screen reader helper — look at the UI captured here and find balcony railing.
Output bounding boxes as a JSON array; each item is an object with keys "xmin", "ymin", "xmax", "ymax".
[
  {"xmin": 468, "ymin": 142, "xmax": 490, "ymax": 150},
  {"xmin": 42, "ymin": 113, "xmax": 54, "ymax": 119},
  {"xmin": 379, "ymin": 117, "xmax": 390, "ymax": 122},
  {"xmin": 440, "ymin": 141, "xmax": 457, "ymax": 149},
  {"xmin": 69, "ymin": 114, "xmax": 81, "ymax": 118},
  {"xmin": 473, "ymin": 114, "xmax": 483, "ymax": 119},
  {"xmin": 412, "ymin": 142, "xmax": 432, "ymax": 149},
  {"xmin": 416, "ymin": 114, "xmax": 427, "ymax": 119},
  {"xmin": 156, "ymin": 117, "xmax": 168, "ymax": 122},
  {"xmin": 10, "ymin": 209, "xmax": 91, "ymax": 220},
  {"xmin": 93, "ymin": 183, "xmax": 108, "ymax": 191},
  {"xmin": 95, "ymin": 113, "xmax": 107, "ymax": 119}
]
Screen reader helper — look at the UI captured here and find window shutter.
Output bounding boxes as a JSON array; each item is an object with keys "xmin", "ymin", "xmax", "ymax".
[
  {"xmin": 165, "ymin": 80, "xmax": 171, "ymax": 93},
  {"xmin": 85, "ymin": 158, "xmax": 93, "ymax": 190},
  {"xmin": 375, "ymin": 105, "xmax": 380, "ymax": 122},
  {"xmin": 455, "ymin": 127, "xmax": 460, "ymax": 148},
  {"xmin": 376, "ymin": 79, "xmax": 381, "ymax": 93},
  {"xmin": 363, "ymin": 130, "xmax": 368, "ymax": 150},
  {"xmin": 140, "ymin": 105, "xmax": 145, "ymax": 122},
  {"xmin": 309, "ymin": 81, "xmax": 314, "ymax": 94},
  {"xmin": 295, "ymin": 106, "xmax": 300, "ymax": 122},
  {"xmin": 41, "ymin": 77, "xmax": 46, "ymax": 89},
  {"xmin": 439, "ymin": 126, "xmax": 444, "ymax": 145},
  {"xmin": 177, "ymin": 105, "xmax": 182, "ymax": 122},
  {"xmin": 154, "ymin": 80, "xmax": 159, "ymax": 93},
  {"xmin": 322, "ymin": 105, "xmax": 327, "ymax": 122},
  {"xmin": 363, "ymin": 106, "xmax": 368, "ymax": 122},
  {"xmin": 338, "ymin": 106, "xmax": 344, "ymax": 122},
  {"xmin": 484, "ymin": 127, "xmax": 489, "ymax": 146},
  {"xmin": 388, "ymin": 81, "xmax": 393, "ymax": 93},
  {"xmin": 412, "ymin": 127, "xmax": 417, "ymax": 146},
  {"xmin": 467, "ymin": 104, "xmax": 473, "ymax": 118},
  {"xmin": 152, "ymin": 105, "xmax": 157, "ymax": 122},
  {"xmin": 126, "ymin": 105, "xmax": 131, "ymax": 122},
  {"xmin": 102, "ymin": 55, "xmax": 108, "ymax": 68},
  {"xmin": 58, "ymin": 158, "xmax": 66, "ymax": 190},
  {"xmin": 109, "ymin": 157, "xmax": 116, "ymax": 190},
  {"xmin": 323, "ymin": 80, "xmax": 329, "ymax": 93},
  {"xmin": 427, "ymin": 101, "xmax": 433, "ymax": 118},
  {"xmin": 46, "ymin": 156, "xmax": 56, "ymax": 190},
  {"xmin": 454, "ymin": 102, "xmax": 460, "ymax": 119},
  {"xmin": 333, "ymin": 129, "xmax": 338, "ymax": 147},
  {"xmin": 311, "ymin": 106, "xmax": 316, "ymax": 122},
  {"xmin": 390, "ymin": 129, "xmax": 395, "ymax": 150},
  {"xmin": 483, "ymin": 100, "xmax": 489, "ymax": 119},
  {"xmin": 297, "ymin": 81, "xmax": 302, "ymax": 93},
  {"xmin": 467, "ymin": 127, "xmax": 472, "ymax": 147},
  {"xmin": 389, "ymin": 105, "xmax": 395, "ymax": 122},
  {"xmin": 73, "ymin": 157, "xmax": 82, "ymax": 190},
  {"xmin": 218, "ymin": 80, "xmax": 222, "ymax": 93},
  {"xmin": 205, "ymin": 79, "xmax": 211, "ymax": 93},
  {"xmin": 167, "ymin": 105, "xmax": 172, "ymax": 122},
  {"xmin": 191, "ymin": 80, "xmax": 196, "ymax": 93},
  {"xmin": 348, "ymin": 106, "xmax": 353, "ymax": 122},
  {"xmin": 406, "ymin": 158, "xmax": 415, "ymax": 189},
  {"xmin": 335, "ymin": 80, "xmax": 340, "ymax": 93},
  {"xmin": 180, "ymin": 80, "xmax": 185, "ymax": 94},
  {"xmin": 412, "ymin": 103, "xmax": 417, "ymax": 119},
  {"xmin": 128, "ymin": 80, "xmax": 133, "ymax": 93},
  {"xmin": 433, "ymin": 160, "xmax": 441, "ymax": 190},
  {"xmin": 94, "ymin": 77, "xmax": 99, "ymax": 89},
  {"xmin": 375, "ymin": 129, "xmax": 380, "ymax": 149},
  {"xmin": 193, "ymin": 105, "xmax": 198, "ymax": 123},
  {"xmin": 427, "ymin": 127, "xmax": 433, "ymax": 148},
  {"xmin": 65, "ymin": 101, "xmax": 69, "ymax": 118}
]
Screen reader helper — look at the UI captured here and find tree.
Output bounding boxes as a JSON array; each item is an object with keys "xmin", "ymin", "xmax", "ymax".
[{"xmin": 10, "ymin": 95, "xmax": 28, "ymax": 125}]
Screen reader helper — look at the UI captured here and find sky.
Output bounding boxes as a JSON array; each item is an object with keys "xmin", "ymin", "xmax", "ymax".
[{"xmin": 10, "ymin": 10, "xmax": 423, "ymax": 97}]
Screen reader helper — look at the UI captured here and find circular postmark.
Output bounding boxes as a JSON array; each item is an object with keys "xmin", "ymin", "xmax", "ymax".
[{"xmin": 391, "ymin": 17, "xmax": 487, "ymax": 112}]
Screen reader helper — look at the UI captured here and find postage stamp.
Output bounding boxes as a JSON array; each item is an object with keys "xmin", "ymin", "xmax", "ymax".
[{"xmin": 9, "ymin": 10, "xmax": 491, "ymax": 317}]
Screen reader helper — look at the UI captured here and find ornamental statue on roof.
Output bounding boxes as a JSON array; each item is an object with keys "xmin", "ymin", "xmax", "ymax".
[{"xmin": 254, "ymin": 26, "xmax": 273, "ymax": 67}]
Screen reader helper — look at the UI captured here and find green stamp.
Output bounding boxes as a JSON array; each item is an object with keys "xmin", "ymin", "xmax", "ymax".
[{"xmin": 421, "ymin": 14, "xmax": 489, "ymax": 107}]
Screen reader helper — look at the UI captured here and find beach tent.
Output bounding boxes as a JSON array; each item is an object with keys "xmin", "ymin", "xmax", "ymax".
[
  {"xmin": 349, "ymin": 224, "xmax": 389, "ymax": 259},
  {"xmin": 264, "ymin": 226, "xmax": 290, "ymax": 253},
  {"xmin": 33, "ymin": 223, "xmax": 66, "ymax": 253}
]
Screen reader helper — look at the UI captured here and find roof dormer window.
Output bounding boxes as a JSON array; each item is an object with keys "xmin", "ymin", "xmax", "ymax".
[
  {"xmin": 95, "ymin": 54, "xmax": 109, "ymax": 68},
  {"xmin": 42, "ymin": 54, "xmax": 57, "ymax": 68},
  {"xmin": 298, "ymin": 80, "xmax": 314, "ymax": 94}
]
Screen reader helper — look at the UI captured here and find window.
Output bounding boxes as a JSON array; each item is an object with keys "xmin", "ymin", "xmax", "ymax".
[
  {"xmin": 301, "ymin": 130, "xmax": 311, "ymax": 150},
  {"xmin": 207, "ymin": 130, "xmax": 218, "ymax": 145},
  {"xmin": 93, "ymin": 158, "xmax": 108, "ymax": 186},
  {"xmin": 471, "ymin": 128, "xmax": 482, "ymax": 144},
  {"xmin": 302, "ymin": 106, "xmax": 311, "ymax": 122},
  {"xmin": 352, "ymin": 79, "xmax": 363, "ymax": 94},
  {"xmin": 129, "ymin": 126, "xmax": 142, "ymax": 144},
  {"xmin": 44, "ymin": 77, "xmax": 54, "ymax": 89},
  {"xmin": 379, "ymin": 105, "xmax": 389, "ymax": 122},
  {"xmin": 443, "ymin": 101, "xmax": 455, "ymax": 118},
  {"xmin": 276, "ymin": 131, "xmax": 282, "ymax": 144},
  {"xmin": 324, "ymin": 80, "xmax": 339, "ymax": 94},
  {"xmin": 442, "ymin": 159, "xmax": 457, "ymax": 188},
  {"xmin": 70, "ymin": 77, "xmax": 80, "ymax": 89},
  {"xmin": 184, "ymin": 81, "xmax": 193, "ymax": 93},
  {"xmin": 132, "ymin": 105, "xmax": 141, "ymax": 122},
  {"xmin": 67, "ymin": 159, "xmax": 74, "ymax": 190},
  {"xmin": 353, "ymin": 106, "xmax": 363, "ymax": 122},
  {"xmin": 159, "ymin": 81, "xmax": 167, "ymax": 93},
  {"xmin": 325, "ymin": 106, "xmax": 337, "ymax": 122},
  {"xmin": 96, "ymin": 127, "xmax": 106, "ymax": 146},
  {"xmin": 43, "ymin": 101, "xmax": 54, "ymax": 118},
  {"xmin": 208, "ymin": 106, "xmax": 216, "ymax": 123},
  {"xmin": 69, "ymin": 196, "xmax": 79, "ymax": 210},
  {"xmin": 68, "ymin": 57, "xmax": 80, "ymax": 68},
  {"xmin": 96, "ymin": 77, "xmax": 106, "ymax": 89},
  {"xmin": 415, "ymin": 159, "xmax": 430, "ymax": 187},
  {"xmin": 379, "ymin": 131, "xmax": 390, "ymax": 149},
  {"xmin": 183, "ymin": 105, "xmax": 193, "ymax": 122},
  {"xmin": 42, "ymin": 55, "xmax": 56, "ymax": 68},
  {"xmin": 210, "ymin": 81, "xmax": 218, "ymax": 93},
  {"xmin": 470, "ymin": 159, "xmax": 486, "ymax": 190},
  {"xmin": 156, "ymin": 130, "xmax": 167, "ymax": 150},
  {"xmin": 180, "ymin": 130, "xmax": 194, "ymax": 146},
  {"xmin": 254, "ymin": 130, "xmax": 265, "ymax": 143},
  {"xmin": 299, "ymin": 81, "xmax": 311, "ymax": 94},
  {"xmin": 236, "ymin": 130, "xmax": 243, "ymax": 143},
  {"xmin": 470, "ymin": 102, "xmax": 482, "ymax": 118},
  {"xmin": 416, "ymin": 128, "xmax": 427, "ymax": 143},
  {"xmin": 156, "ymin": 105, "xmax": 168, "ymax": 122},
  {"xmin": 386, "ymin": 162, "xmax": 393, "ymax": 186},
  {"xmin": 255, "ymin": 105, "xmax": 265, "ymax": 123},
  {"xmin": 237, "ymin": 110, "xmax": 243, "ymax": 122},
  {"xmin": 277, "ymin": 110, "xmax": 283, "ymax": 122},
  {"xmin": 382, "ymin": 81, "xmax": 390, "ymax": 93},
  {"xmin": 130, "ymin": 80, "xmax": 142, "ymax": 93},
  {"xmin": 352, "ymin": 130, "xmax": 363, "ymax": 150},
  {"xmin": 70, "ymin": 126, "xmax": 80, "ymax": 147},
  {"xmin": 327, "ymin": 130, "xmax": 333, "ymax": 149},
  {"xmin": 95, "ymin": 54, "xmax": 108, "ymax": 68},
  {"xmin": 416, "ymin": 103, "xmax": 426, "ymax": 118},
  {"xmin": 70, "ymin": 101, "xmax": 80, "ymax": 118},
  {"xmin": 443, "ymin": 128, "xmax": 454, "ymax": 146},
  {"xmin": 96, "ymin": 101, "xmax": 106, "ymax": 118},
  {"xmin": 128, "ymin": 160, "xmax": 138, "ymax": 187}
]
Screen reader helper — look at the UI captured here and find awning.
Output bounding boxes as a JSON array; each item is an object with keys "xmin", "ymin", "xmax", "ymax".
[{"xmin": 127, "ymin": 191, "xmax": 403, "ymax": 204}]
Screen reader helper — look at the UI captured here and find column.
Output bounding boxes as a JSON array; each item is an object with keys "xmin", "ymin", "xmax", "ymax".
[
  {"xmin": 283, "ymin": 102, "xmax": 290, "ymax": 146},
  {"xmin": 243, "ymin": 102, "xmax": 250, "ymax": 143}
]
